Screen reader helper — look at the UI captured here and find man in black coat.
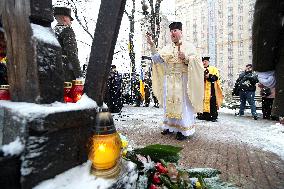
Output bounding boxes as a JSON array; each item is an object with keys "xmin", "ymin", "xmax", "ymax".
[
  {"xmin": 104, "ymin": 65, "xmax": 123, "ymax": 113},
  {"xmin": 234, "ymin": 64, "xmax": 259, "ymax": 120},
  {"xmin": 53, "ymin": 7, "xmax": 82, "ymax": 82},
  {"xmin": 252, "ymin": 0, "xmax": 284, "ymax": 123}
]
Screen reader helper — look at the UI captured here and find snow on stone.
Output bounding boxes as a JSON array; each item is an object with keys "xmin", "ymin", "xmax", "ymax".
[
  {"xmin": 0, "ymin": 94, "xmax": 98, "ymax": 122},
  {"xmin": 34, "ymin": 160, "xmax": 138, "ymax": 189},
  {"xmin": 34, "ymin": 161, "xmax": 115, "ymax": 189},
  {"xmin": 31, "ymin": 24, "xmax": 60, "ymax": 46},
  {"xmin": 1, "ymin": 137, "xmax": 24, "ymax": 156}
]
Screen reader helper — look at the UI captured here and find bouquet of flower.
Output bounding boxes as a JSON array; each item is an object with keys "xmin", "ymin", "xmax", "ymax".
[
  {"xmin": 125, "ymin": 144, "xmax": 220, "ymax": 189},
  {"xmin": 124, "ymin": 144, "xmax": 235, "ymax": 189}
]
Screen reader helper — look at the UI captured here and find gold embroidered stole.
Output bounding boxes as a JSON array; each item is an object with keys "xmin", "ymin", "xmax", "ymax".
[
  {"xmin": 164, "ymin": 64, "xmax": 187, "ymax": 119},
  {"xmin": 151, "ymin": 42, "xmax": 204, "ymax": 116}
]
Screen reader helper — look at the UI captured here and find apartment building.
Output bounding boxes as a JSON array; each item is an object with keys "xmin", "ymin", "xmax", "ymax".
[{"xmin": 175, "ymin": 0, "xmax": 256, "ymax": 90}]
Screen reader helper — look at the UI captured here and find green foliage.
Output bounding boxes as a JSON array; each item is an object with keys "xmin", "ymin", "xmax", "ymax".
[
  {"xmin": 198, "ymin": 176, "xmax": 207, "ymax": 189},
  {"xmin": 160, "ymin": 174, "xmax": 179, "ymax": 189},
  {"xmin": 133, "ymin": 144, "xmax": 183, "ymax": 163},
  {"xmin": 187, "ymin": 168, "xmax": 221, "ymax": 178}
]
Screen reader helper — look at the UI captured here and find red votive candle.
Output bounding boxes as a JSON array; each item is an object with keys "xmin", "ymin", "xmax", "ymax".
[
  {"xmin": 70, "ymin": 80, "xmax": 84, "ymax": 103},
  {"xmin": 64, "ymin": 82, "xmax": 73, "ymax": 103},
  {"xmin": 0, "ymin": 85, "xmax": 10, "ymax": 100}
]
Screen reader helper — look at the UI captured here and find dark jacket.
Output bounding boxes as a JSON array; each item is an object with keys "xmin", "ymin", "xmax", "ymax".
[
  {"xmin": 234, "ymin": 71, "xmax": 258, "ymax": 93},
  {"xmin": 54, "ymin": 24, "xmax": 82, "ymax": 81},
  {"xmin": 0, "ymin": 62, "xmax": 8, "ymax": 85},
  {"xmin": 252, "ymin": 0, "xmax": 284, "ymax": 116},
  {"xmin": 104, "ymin": 71, "xmax": 123, "ymax": 113}
]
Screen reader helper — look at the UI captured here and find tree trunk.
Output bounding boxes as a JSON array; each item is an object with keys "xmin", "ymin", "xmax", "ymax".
[
  {"xmin": 2, "ymin": 0, "xmax": 63, "ymax": 103},
  {"xmin": 84, "ymin": 0, "xmax": 127, "ymax": 106}
]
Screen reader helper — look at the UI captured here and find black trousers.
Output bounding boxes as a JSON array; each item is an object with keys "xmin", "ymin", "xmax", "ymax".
[
  {"xmin": 262, "ymin": 97, "xmax": 274, "ymax": 119},
  {"xmin": 202, "ymin": 96, "xmax": 218, "ymax": 120}
]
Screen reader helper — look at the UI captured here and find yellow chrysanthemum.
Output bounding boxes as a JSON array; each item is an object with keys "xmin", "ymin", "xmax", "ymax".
[{"xmin": 121, "ymin": 140, "xmax": 128, "ymax": 148}]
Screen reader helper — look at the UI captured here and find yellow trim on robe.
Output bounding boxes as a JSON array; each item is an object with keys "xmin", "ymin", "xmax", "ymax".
[
  {"xmin": 203, "ymin": 66, "xmax": 223, "ymax": 113},
  {"xmin": 163, "ymin": 121, "xmax": 195, "ymax": 131}
]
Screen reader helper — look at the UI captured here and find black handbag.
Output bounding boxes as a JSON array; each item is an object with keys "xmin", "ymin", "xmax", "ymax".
[{"xmin": 261, "ymin": 87, "xmax": 271, "ymax": 97}]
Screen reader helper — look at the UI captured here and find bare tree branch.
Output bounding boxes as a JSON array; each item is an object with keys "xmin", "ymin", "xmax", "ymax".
[
  {"xmin": 68, "ymin": 0, "xmax": 94, "ymax": 40},
  {"xmin": 77, "ymin": 39, "xmax": 92, "ymax": 47}
]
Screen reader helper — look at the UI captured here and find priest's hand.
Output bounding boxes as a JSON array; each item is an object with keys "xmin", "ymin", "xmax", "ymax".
[
  {"xmin": 205, "ymin": 73, "xmax": 209, "ymax": 78},
  {"xmin": 178, "ymin": 51, "xmax": 185, "ymax": 60},
  {"xmin": 146, "ymin": 32, "xmax": 154, "ymax": 47}
]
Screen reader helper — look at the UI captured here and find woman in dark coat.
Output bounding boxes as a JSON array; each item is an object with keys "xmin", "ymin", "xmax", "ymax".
[{"xmin": 252, "ymin": 0, "xmax": 284, "ymax": 122}]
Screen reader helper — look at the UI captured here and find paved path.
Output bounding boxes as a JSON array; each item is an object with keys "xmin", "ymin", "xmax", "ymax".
[{"xmin": 114, "ymin": 106, "xmax": 284, "ymax": 189}]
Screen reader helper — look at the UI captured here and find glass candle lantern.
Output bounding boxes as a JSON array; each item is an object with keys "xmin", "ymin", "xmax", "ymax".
[
  {"xmin": 70, "ymin": 80, "xmax": 84, "ymax": 102},
  {"xmin": 64, "ymin": 82, "xmax": 73, "ymax": 103},
  {"xmin": 89, "ymin": 133, "xmax": 122, "ymax": 170},
  {"xmin": 88, "ymin": 108, "xmax": 122, "ymax": 178},
  {"xmin": 0, "ymin": 85, "xmax": 10, "ymax": 100}
]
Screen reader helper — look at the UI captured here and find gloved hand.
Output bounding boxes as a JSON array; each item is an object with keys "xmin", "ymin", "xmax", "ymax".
[{"xmin": 256, "ymin": 71, "xmax": 276, "ymax": 88}]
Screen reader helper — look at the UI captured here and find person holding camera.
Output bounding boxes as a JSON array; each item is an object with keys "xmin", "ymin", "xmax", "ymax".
[{"xmin": 235, "ymin": 64, "xmax": 259, "ymax": 120}]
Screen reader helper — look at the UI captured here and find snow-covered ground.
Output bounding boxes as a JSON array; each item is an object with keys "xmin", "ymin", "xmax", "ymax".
[
  {"xmin": 114, "ymin": 105, "xmax": 284, "ymax": 160},
  {"xmin": 31, "ymin": 105, "xmax": 284, "ymax": 188}
]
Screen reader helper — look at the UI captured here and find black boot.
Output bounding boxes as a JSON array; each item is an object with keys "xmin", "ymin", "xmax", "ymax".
[
  {"xmin": 176, "ymin": 132, "xmax": 188, "ymax": 141},
  {"xmin": 161, "ymin": 129, "xmax": 173, "ymax": 135}
]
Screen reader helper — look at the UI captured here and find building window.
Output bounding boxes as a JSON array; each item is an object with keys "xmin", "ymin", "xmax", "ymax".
[
  {"xmin": 186, "ymin": 29, "xmax": 190, "ymax": 35},
  {"xmin": 186, "ymin": 21, "xmax": 190, "ymax": 27},
  {"xmin": 239, "ymin": 40, "xmax": 244, "ymax": 47},
  {"xmin": 249, "ymin": 44, "xmax": 252, "ymax": 51},
  {"xmin": 248, "ymin": 24, "xmax": 252, "ymax": 32},
  {"xmin": 228, "ymin": 7, "xmax": 233, "ymax": 13},
  {"xmin": 238, "ymin": 5, "xmax": 243, "ymax": 13},
  {"xmin": 228, "ymin": 42, "xmax": 233, "ymax": 49}
]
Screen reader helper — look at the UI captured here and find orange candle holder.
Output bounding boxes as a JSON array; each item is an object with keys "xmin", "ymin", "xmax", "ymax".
[{"xmin": 0, "ymin": 85, "xmax": 10, "ymax": 100}]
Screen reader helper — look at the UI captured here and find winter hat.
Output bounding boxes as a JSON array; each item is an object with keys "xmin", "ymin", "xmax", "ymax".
[
  {"xmin": 169, "ymin": 22, "xmax": 182, "ymax": 31},
  {"xmin": 246, "ymin": 64, "xmax": 253, "ymax": 68},
  {"xmin": 202, "ymin": 57, "xmax": 210, "ymax": 61},
  {"xmin": 54, "ymin": 7, "xmax": 74, "ymax": 21}
]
